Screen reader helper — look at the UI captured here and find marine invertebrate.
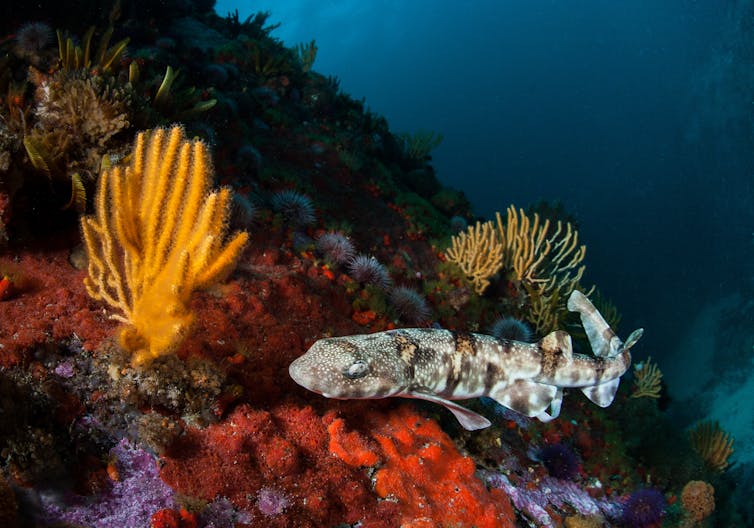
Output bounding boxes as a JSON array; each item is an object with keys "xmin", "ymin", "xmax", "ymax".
[
  {"xmin": 630, "ymin": 357, "xmax": 663, "ymax": 399},
  {"xmin": 295, "ymin": 39, "xmax": 318, "ymax": 72},
  {"xmin": 484, "ymin": 471, "xmax": 621, "ymax": 527},
  {"xmin": 14, "ymin": 22, "xmax": 52, "ymax": 60},
  {"xmin": 328, "ymin": 405, "xmax": 516, "ymax": 527},
  {"xmin": 32, "ymin": 70, "xmax": 131, "ymax": 150},
  {"xmin": 271, "ymin": 189, "xmax": 316, "ymax": 227},
  {"xmin": 389, "ymin": 286, "xmax": 431, "ymax": 324},
  {"xmin": 538, "ymin": 443, "xmax": 580, "ymax": 480},
  {"xmin": 397, "ymin": 130, "xmax": 444, "ymax": 160},
  {"xmin": 315, "ymin": 231, "xmax": 355, "ymax": 265},
  {"xmin": 42, "ymin": 439, "xmax": 177, "ymax": 526},
  {"xmin": 56, "ymin": 26, "xmax": 129, "ymax": 73},
  {"xmin": 80, "ymin": 126, "xmax": 249, "ymax": 366},
  {"xmin": 347, "ymin": 254, "xmax": 392, "ymax": 289},
  {"xmin": 488, "ymin": 316, "xmax": 533, "ymax": 342},
  {"xmin": 257, "ymin": 486, "xmax": 290, "ymax": 516},
  {"xmin": 496, "ymin": 205, "xmax": 592, "ymax": 333},
  {"xmin": 680, "ymin": 480, "xmax": 714, "ymax": 523},
  {"xmin": 689, "ymin": 420, "xmax": 734, "ymax": 471},
  {"xmin": 619, "ymin": 488, "xmax": 665, "ymax": 527},
  {"xmin": 444, "ymin": 219, "xmax": 504, "ymax": 294},
  {"xmin": 150, "ymin": 65, "xmax": 217, "ymax": 120}
]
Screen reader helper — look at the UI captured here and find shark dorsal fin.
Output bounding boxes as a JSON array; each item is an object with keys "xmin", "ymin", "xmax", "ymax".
[{"xmin": 538, "ymin": 330, "xmax": 573, "ymax": 361}]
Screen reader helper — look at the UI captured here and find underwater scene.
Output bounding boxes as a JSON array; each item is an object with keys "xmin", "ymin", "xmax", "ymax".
[{"xmin": 0, "ymin": 0, "xmax": 751, "ymax": 526}]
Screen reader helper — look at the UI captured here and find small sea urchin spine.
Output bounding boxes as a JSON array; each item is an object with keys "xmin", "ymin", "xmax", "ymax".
[
  {"xmin": 315, "ymin": 231, "xmax": 355, "ymax": 265},
  {"xmin": 347, "ymin": 254, "xmax": 391, "ymax": 290},
  {"xmin": 390, "ymin": 286, "xmax": 431, "ymax": 324}
]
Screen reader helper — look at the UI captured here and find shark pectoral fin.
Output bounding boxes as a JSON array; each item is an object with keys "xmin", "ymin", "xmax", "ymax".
[
  {"xmin": 405, "ymin": 391, "xmax": 491, "ymax": 430},
  {"xmin": 488, "ymin": 380, "xmax": 558, "ymax": 418},
  {"xmin": 581, "ymin": 378, "xmax": 620, "ymax": 407}
]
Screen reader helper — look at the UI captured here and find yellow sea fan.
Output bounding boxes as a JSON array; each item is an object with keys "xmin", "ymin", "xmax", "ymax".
[
  {"xmin": 81, "ymin": 126, "xmax": 249, "ymax": 366},
  {"xmin": 630, "ymin": 356, "xmax": 663, "ymax": 399},
  {"xmin": 444, "ymin": 220, "xmax": 504, "ymax": 295},
  {"xmin": 689, "ymin": 420, "xmax": 734, "ymax": 472}
]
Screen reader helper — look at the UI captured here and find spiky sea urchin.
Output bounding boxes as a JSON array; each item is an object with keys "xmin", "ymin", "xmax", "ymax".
[
  {"xmin": 390, "ymin": 286, "xmax": 431, "ymax": 324},
  {"xmin": 315, "ymin": 231, "xmax": 355, "ymax": 265},
  {"xmin": 347, "ymin": 254, "xmax": 391, "ymax": 290},
  {"xmin": 271, "ymin": 190, "xmax": 316, "ymax": 227},
  {"xmin": 489, "ymin": 316, "xmax": 533, "ymax": 342},
  {"xmin": 620, "ymin": 488, "xmax": 665, "ymax": 527},
  {"xmin": 537, "ymin": 443, "xmax": 580, "ymax": 480},
  {"xmin": 14, "ymin": 22, "xmax": 52, "ymax": 57}
]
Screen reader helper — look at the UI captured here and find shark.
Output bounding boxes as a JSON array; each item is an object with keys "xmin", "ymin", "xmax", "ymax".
[{"xmin": 289, "ymin": 290, "xmax": 643, "ymax": 430}]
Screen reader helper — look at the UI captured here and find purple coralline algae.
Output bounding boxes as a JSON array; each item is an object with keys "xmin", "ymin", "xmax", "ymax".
[
  {"xmin": 42, "ymin": 438, "xmax": 176, "ymax": 528},
  {"xmin": 199, "ymin": 497, "xmax": 254, "ymax": 527},
  {"xmin": 482, "ymin": 470, "xmax": 623, "ymax": 527}
]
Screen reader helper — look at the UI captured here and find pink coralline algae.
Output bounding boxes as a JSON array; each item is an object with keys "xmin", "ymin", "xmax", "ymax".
[{"xmin": 42, "ymin": 438, "xmax": 177, "ymax": 528}]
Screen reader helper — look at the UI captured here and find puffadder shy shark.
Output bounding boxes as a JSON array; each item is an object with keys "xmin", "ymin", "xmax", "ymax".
[{"xmin": 289, "ymin": 290, "xmax": 643, "ymax": 430}]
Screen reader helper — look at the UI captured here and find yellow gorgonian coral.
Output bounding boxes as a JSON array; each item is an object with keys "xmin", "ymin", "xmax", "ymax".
[
  {"xmin": 445, "ymin": 220, "xmax": 504, "ymax": 294},
  {"xmin": 630, "ymin": 357, "xmax": 663, "ymax": 399},
  {"xmin": 81, "ymin": 126, "xmax": 249, "ymax": 366},
  {"xmin": 496, "ymin": 205, "xmax": 591, "ymax": 333},
  {"xmin": 689, "ymin": 420, "xmax": 734, "ymax": 472}
]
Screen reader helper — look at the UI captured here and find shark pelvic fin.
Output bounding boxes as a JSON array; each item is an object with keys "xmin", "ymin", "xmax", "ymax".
[
  {"xmin": 581, "ymin": 378, "xmax": 621, "ymax": 407},
  {"xmin": 404, "ymin": 391, "xmax": 491, "ymax": 430},
  {"xmin": 489, "ymin": 380, "xmax": 559, "ymax": 418}
]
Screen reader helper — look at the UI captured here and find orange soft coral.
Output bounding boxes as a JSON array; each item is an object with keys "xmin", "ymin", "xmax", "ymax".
[{"xmin": 329, "ymin": 405, "xmax": 515, "ymax": 528}]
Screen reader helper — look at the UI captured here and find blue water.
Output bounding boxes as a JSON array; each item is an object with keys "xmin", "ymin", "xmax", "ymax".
[{"xmin": 216, "ymin": 1, "xmax": 754, "ymax": 408}]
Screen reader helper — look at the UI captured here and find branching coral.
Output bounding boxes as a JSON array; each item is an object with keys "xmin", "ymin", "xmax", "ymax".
[
  {"xmin": 23, "ymin": 70, "xmax": 131, "ymax": 210},
  {"xmin": 397, "ymin": 130, "xmax": 444, "ymax": 160},
  {"xmin": 81, "ymin": 126, "xmax": 249, "ymax": 366},
  {"xmin": 689, "ymin": 420, "xmax": 734, "ymax": 472},
  {"xmin": 496, "ymin": 205, "xmax": 591, "ymax": 333},
  {"xmin": 295, "ymin": 40, "xmax": 318, "ymax": 73},
  {"xmin": 630, "ymin": 357, "xmax": 663, "ymax": 399},
  {"xmin": 444, "ymin": 219, "xmax": 504, "ymax": 294}
]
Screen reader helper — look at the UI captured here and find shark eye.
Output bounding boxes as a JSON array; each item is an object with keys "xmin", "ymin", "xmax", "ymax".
[{"xmin": 344, "ymin": 360, "xmax": 369, "ymax": 379}]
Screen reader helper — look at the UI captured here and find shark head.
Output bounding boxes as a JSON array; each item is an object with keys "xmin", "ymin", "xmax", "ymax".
[{"xmin": 289, "ymin": 334, "xmax": 409, "ymax": 399}]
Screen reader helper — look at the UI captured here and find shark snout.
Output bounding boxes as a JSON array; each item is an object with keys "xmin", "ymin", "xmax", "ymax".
[{"xmin": 289, "ymin": 355, "xmax": 318, "ymax": 391}]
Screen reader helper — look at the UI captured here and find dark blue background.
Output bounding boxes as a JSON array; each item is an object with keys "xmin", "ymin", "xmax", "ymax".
[{"xmin": 216, "ymin": 0, "xmax": 754, "ymax": 368}]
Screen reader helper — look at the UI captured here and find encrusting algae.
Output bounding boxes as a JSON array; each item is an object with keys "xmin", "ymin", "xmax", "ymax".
[{"xmin": 80, "ymin": 125, "xmax": 248, "ymax": 366}]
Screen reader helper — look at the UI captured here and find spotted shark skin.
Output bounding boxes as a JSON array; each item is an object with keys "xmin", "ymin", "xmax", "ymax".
[{"xmin": 289, "ymin": 291, "xmax": 644, "ymax": 430}]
